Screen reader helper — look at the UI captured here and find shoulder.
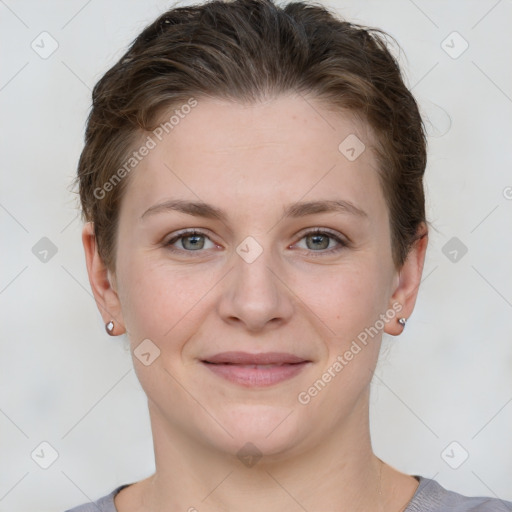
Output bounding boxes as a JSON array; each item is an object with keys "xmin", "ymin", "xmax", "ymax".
[
  {"xmin": 406, "ymin": 475, "xmax": 512, "ymax": 512},
  {"xmin": 64, "ymin": 484, "xmax": 131, "ymax": 512},
  {"xmin": 63, "ymin": 477, "xmax": 512, "ymax": 512}
]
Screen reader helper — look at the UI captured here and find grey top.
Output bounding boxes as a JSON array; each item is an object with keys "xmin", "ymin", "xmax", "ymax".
[{"xmin": 65, "ymin": 475, "xmax": 512, "ymax": 512}]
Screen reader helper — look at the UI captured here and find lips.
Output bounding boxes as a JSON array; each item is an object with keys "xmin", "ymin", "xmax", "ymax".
[
  {"xmin": 203, "ymin": 351, "xmax": 308, "ymax": 365},
  {"xmin": 201, "ymin": 351, "xmax": 311, "ymax": 387}
]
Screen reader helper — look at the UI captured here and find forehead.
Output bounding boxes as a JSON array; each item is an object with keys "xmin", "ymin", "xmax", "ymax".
[
  {"xmin": 153, "ymin": 93, "xmax": 373, "ymax": 158},
  {"xmin": 120, "ymin": 94, "xmax": 386, "ymax": 222}
]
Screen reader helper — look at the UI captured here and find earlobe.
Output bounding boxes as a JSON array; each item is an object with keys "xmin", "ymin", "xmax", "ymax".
[
  {"xmin": 384, "ymin": 224, "xmax": 428, "ymax": 337},
  {"xmin": 81, "ymin": 222, "xmax": 126, "ymax": 335}
]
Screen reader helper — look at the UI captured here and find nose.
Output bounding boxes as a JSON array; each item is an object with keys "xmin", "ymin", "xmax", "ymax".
[{"xmin": 216, "ymin": 244, "xmax": 294, "ymax": 332}]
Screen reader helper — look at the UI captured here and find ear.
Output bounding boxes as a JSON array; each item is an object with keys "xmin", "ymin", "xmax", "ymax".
[
  {"xmin": 82, "ymin": 222, "xmax": 126, "ymax": 335},
  {"xmin": 384, "ymin": 223, "xmax": 428, "ymax": 336}
]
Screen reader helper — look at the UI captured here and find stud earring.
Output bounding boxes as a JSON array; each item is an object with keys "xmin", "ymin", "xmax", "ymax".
[
  {"xmin": 398, "ymin": 317, "xmax": 407, "ymax": 328},
  {"xmin": 105, "ymin": 320, "xmax": 115, "ymax": 335}
]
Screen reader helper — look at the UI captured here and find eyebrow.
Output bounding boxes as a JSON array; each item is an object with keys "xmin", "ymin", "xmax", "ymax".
[{"xmin": 140, "ymin": 198, "xmax": 368, "ymax": 222}]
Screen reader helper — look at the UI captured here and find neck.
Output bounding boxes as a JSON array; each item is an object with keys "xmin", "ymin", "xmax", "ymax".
[{"xmin": 138, "ymin": 389, "xmax": 388, "ymax": 512}]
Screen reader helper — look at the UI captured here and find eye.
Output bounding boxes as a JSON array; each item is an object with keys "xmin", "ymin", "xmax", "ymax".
[
  {"xmin": 163, "ymin": 228, "xmax": 348, "ymax": 256},
  {"xmin": 165, "ymin": 230, "xmax": 217, "ymax": 252},
  {"xmin": 294, "ymin": 229, "xmax": 347, "ymax": 254}
]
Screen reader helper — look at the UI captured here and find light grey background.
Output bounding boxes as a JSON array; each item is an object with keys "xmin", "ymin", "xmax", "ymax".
[{"xmin": 1, "ymin": 1, "xmax": 511, "ymax": 510}]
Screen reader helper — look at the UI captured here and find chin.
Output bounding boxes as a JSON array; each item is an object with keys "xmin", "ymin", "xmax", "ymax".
[{"xmin": 210, "ymin": 403, "xmax": 304, "ymax": 459}]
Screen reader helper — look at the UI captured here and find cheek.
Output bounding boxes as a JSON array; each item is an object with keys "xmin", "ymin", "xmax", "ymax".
[
  {"xmin": 117, "ymin": 255, "xmax": 219, "ymax": 345},
  {"xmin": 290, "ymin": 263, "xmax": 389, "ymax": 420},
  {"xmin": 289, "ymin": 258, "xmax": 388, "ymax": 340}
]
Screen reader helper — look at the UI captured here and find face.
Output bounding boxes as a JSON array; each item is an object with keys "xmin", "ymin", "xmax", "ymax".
[{"xmin": 89, "ymin": 94, "xmax": 421, "ymax": 460}]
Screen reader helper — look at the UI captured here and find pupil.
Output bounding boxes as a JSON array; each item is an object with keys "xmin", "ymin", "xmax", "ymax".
[
  {"xmin": 307, "ymin": 234, "xmax": 329, "ymax": 250},
  {"xmin": 184, "ymin": 235, "xmax": 204, "ymax": 250}
]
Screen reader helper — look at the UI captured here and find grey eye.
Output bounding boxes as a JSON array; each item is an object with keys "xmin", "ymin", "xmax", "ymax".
[
  {"xmin": 305, "ymin": 233, "xmax": 332, "ymax": 250},
  {"xmin": 180, "ymin": 234, "xmax": 206, "ymax": 250}
]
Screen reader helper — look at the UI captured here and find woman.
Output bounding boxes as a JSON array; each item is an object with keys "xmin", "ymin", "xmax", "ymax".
[{"xmin": 66, "ymin": 0, "xmax": 511, "ymax": 510}]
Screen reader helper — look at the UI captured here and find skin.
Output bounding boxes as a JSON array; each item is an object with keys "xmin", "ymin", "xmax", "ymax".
[{"xmin": 83, "ymin": 93, "xmax": 428, "ymax": 512}]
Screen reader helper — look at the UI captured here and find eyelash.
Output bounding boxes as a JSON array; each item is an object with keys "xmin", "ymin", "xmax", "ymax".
[{"xmin": 164, "ymin": 228, "xmax": 348, "ymax": 257}]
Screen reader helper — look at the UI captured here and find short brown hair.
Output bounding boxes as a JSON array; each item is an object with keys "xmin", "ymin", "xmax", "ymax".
[{"xmin": 75, "ymin": 0, "xmax": 427, "ymax": 272}]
